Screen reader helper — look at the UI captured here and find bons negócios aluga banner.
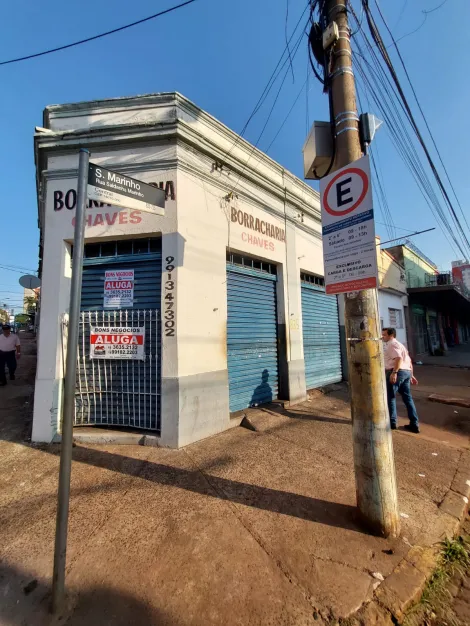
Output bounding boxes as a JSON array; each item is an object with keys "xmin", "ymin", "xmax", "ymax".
[{"xmin": 90, "ymin": 326, "xmax": 145, "ymax": 360}]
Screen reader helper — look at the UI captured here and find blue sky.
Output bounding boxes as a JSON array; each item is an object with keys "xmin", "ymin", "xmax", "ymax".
[{"xmin": 0, "ymin": 0, "xmax": 468, "ymax": 309}]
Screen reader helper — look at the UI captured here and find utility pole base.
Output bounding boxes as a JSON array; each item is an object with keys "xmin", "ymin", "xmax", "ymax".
[{"xmin": 345, "ymin": 289, "xmax": 400, "ymax": 538}]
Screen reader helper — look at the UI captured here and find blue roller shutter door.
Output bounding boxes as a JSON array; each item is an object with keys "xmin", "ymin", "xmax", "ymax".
[
  {"xmin": 301, "ymin": 284, "xmax": 342, "ymax": 389},
  {"xmin": 227, "ymin": 264, "xmax": 279, "ymax": 412}
]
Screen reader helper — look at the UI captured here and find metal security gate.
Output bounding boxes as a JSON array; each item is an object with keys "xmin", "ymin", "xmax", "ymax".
[
  {"xmin": 76, "ymin": 310, "xmax": 159, "ymax": 429},
  {"xmin": 226, "ymin": 255, "xmax": 279, "ymax": 413},
  {"xmin": 73, "ymin": 238, "xmax": 161, "ymax": 432},
  {"xmin": 301, "ymin": 277, "xmax": 342, "ymax": 389}
]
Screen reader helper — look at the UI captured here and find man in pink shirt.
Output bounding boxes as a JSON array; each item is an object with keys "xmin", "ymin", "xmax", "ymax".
[{"xmin": 382, "ymin": 327, "xmax": 420, "ymax": 433}]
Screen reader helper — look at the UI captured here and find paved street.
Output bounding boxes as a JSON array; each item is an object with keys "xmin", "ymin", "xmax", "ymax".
[{"xmin": 0, "ymin": 335, "xmax": 469, "ymax": 625}]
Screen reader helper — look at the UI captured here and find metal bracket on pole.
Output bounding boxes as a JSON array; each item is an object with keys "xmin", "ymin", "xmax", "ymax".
[{"xmin": 51, "ymin": 148, "xmax": 89, "ymax": 614}]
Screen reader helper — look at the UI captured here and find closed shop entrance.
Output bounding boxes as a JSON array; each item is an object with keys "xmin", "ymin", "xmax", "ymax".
[
  {"xmin": 74, "ymin": 238, "xmax": 162, "ymax": 432},
  {"xmin": 412, "ymin": 305, "xmax": 428, "ymax": 355},
  {"xmin": 301, "ymin": 273, "xmax": 342, "ymax": 389},
  {"xmin": 226, "ymin": 253, "xmax": 279, "ymax": 412}
]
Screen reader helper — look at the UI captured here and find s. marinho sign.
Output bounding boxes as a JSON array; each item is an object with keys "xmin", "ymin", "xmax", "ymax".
[
  {"xmin": 320, "ymin": 155, "xmax": 378, "ymax": 295},
  {"xmin": 87, "ymin": 163, "xmax": 166, "ymax": 216},
  {"xmin": 90, "ymin": 326, "xmax": 145, "ymax": 360}
]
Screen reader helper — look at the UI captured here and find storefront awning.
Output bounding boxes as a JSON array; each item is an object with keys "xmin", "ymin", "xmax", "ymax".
[{"xmin": 407, "ymin": 284, "xmax": 470, "ymax": 318}]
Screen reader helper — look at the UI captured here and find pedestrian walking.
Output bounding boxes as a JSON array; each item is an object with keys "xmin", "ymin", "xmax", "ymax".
[
  {"xmin": 0, "ymin": 324, "xmax": 21, "ymax": 386},
  {"xmin": 382, "ymin": 327, "xmax": 420, "ymax": 433}
]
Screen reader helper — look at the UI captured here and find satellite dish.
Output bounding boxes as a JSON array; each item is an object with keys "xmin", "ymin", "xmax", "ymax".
[{"xmin": 19, "ymin": 275, "xmax": 41, "ymax": 290}]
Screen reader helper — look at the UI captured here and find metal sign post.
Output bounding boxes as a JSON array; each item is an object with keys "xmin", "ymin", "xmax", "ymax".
[
  {"xmin": 52, "ymin": 148, "xmax": 89, "ymax": 614},
  {"xmin": 51, "ymin": 154, "xmax": 165, "ymax": 613}
]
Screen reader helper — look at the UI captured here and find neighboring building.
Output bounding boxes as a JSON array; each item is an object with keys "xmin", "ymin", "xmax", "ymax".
[
  {"xmin": 23, "ymin": 287, "xmax": 40, "ymax": 312},
  {"xmin": 452, "ymin": 259, "xmax": 470, "ymax": 291},
  {"xmin": 338, "ymin": 238, "xmax": 408, "ymax": 379},
  {"xmin": 385, "ymin": 241, "xmax": 470, "ymax": 358},
  {"xmin": 32, "ymin": 92, "xmax": 343, "ymax": 447},
  {"xmin": 376, "ymin": 238, "xmax": 408, "ymax": 346}
]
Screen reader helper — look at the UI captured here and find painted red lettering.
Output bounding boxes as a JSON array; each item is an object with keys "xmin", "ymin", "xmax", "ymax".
[
  {"xmin": 105, "ymin": 212, "xmax": 118, "ymax": 225},
  {"xmin": 119, "ymin": 212, "xmax": 128, "ymax": 224},
  {"xmin": 93, "ymin": 214, "xmax": 104, "ymax": 226},
  {"xmin": 129, "ymin": 210, "xmax": 142, "ymax": 224}
]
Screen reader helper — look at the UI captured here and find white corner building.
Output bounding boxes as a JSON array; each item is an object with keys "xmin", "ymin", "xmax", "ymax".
[{"xmin": 32, "ymin": 92, "xmax": 343, "ymax": 447}]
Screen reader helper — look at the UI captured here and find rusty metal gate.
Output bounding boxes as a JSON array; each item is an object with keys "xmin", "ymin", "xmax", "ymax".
[{"xmin": 75, "ymin": 309, "xmax": 160, "ymax": 431}]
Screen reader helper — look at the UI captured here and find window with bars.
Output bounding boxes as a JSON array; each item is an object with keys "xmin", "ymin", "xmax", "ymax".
[
  {"xmin": 300, "ymin": 272, "xmax": 325, "ymax": 288},
  {"xmin": 388, "ymin": 308, "xmax": 403, "ymax": 329},
  {"xmin": 72, "ymin": 238, "xmax": 161, "ymax": 260},
  {"xmin": 226, "ymin": 252, "xmax": 277, "ymax": 275}
]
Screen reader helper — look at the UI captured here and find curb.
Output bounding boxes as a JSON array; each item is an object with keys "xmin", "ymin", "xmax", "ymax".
[{"xmin": 346, "ymin": 452, "xmax": 470, "ymax": 625}]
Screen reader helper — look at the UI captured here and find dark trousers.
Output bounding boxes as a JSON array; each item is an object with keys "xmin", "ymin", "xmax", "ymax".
[
  {"xmin": 0, "ymin": 350, "xmax": 17, "ymax": 383},
  {"xmin": 386, "ymin": 369, "xmax": 419, "ymax": 428}
]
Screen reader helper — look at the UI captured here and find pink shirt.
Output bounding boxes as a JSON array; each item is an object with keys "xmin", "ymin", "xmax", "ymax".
[{"xmin": 384, "ymin": 338, "xmax": 412, "ymax": 371}]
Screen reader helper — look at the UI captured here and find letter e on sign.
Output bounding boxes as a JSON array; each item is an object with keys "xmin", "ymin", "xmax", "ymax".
[{"xmin": 320, "ymin": 155, "xmax": 372, "ymax": 228}]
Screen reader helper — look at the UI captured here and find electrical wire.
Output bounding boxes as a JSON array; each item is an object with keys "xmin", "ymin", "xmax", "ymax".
[
  {"xmin": 285, "ymin": 0, "xmax": 295, "ymax": 82},
  {"xmin": 355, "ymin": 79, "xmax": 395, "ymax": 238},
  {"xmin": 0, "ymin": 1, "xmax": 198, "ymax": 66},
  {"xmin": 353, "ymin": 50, "xmax": 462, "ymax": 259},
  {"xmin": 221, "ymin": 2, "xmax": 311, "ymax": 161},
  {"xmin": 349, "ymin": 4, "xmax": 467, "ymax": 259},
  {"xmin": 0, "ymin": 265, "xmax": 37, "ymax": 274},
  {"xmin": 266, "ymin": 77, "xmax": 309, "ymax": 152},
  {"xmin": 372, "ymin": 0, "xmax": 470, "ymax": 240},
  {"xmin": 361, "ymin": 0, "xmax": 470, "ymax": 257},
  {"xmin": 228, "ymin": 28, "xmax": 306, "ymax": 193}
]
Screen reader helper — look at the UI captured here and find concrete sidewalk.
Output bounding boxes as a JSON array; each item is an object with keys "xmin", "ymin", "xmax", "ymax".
[
  {"xmin": 1, "ymin": 336, "xmax": 469, "ymax": 625},
  {"xmin": 417, "ymin": 342, "xmax": 470, "ymax": 369}
]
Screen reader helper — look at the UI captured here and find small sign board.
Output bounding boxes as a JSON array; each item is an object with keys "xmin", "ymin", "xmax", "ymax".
[
  {"xmin": 88, "ymin": 163, "xmax": 165, "ymax": 215},
  {"xmin": 320, "ymin": 155, "xmax": 378, "ymax": 295},
  {"xmin": 103, "ymin": 269, "xmax": 134, "ymax": 309},
  {"xmin": 90, "ymin": 326, "xmax": 145, "ymax": 360}
]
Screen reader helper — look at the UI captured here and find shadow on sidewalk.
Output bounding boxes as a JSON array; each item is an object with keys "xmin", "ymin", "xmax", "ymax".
[
  {"xmin": 8, "ymin": 443, "xmax": 361, "ymax": 534},
  {"xmin": 0, "ymin": 561, "xmax": 166, "ymax": 626}
]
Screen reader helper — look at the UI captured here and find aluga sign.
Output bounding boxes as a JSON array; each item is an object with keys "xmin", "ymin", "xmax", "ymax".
[{"xmin": 90, "ymin": 326, "xmax": 145, "ymax": 360}]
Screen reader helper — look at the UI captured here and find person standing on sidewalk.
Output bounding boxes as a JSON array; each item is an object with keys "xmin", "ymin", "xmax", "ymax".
[
  {"xmin": 0, "ymin": 324, "xmax": 21, "ymax": 386},
  {"xmin": 382, "ymin": 327, "xmax": 420, "ymax": 433}
]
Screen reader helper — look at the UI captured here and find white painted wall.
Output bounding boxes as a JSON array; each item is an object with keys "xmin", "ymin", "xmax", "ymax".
[
  {"xmin": 33, "ymin": 93, "xmax": 326, "ymax": 447},
  {"xmin": 378, "ymin": 290, "xmax": 408, "ymax": 346},
  {"xmin": 33, "ymin": 144, "xmax": 178, "ymax": 444}
]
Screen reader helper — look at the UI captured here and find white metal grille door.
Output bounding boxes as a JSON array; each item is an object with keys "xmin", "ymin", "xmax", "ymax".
[{"xmin": 75, "ymin": 309, "xmax": 160, "ymax": 432}]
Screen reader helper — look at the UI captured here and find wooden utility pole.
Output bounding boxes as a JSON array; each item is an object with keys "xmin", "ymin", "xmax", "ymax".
[{"xmin": 323, "ymin": 0, "xmax": 400, "ymax": 537}]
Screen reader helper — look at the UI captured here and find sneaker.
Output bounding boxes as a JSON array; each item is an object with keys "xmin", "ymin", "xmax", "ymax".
[
  {"xmin": 391, "ymin": 423, "xmax": 397, "ymax": 430},
  {"xmin": 404, "ymin": 424, "xmax": 420, "ymax": 434}
]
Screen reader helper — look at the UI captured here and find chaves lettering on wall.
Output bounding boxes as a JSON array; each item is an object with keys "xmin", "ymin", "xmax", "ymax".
[
  {"xmin": 231, "ymin": 208, "xmax": 285, "ymax": 252},
  {"xmin": 53, "ymin": 180, "xmax": 176, "ymax": 228},
  {"xmin": 164, "ymin": 256, "xmax": 176, "ymax": 337}
]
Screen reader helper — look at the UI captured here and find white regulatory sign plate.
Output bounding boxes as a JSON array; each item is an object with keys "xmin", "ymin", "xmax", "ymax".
[{"xmin": 320, "ymin": 155, "xmax": 378, "ymax": 295}]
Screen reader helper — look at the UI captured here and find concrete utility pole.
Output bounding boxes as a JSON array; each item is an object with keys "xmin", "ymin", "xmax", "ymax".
[{"xmin": 323, "ymin": 0, "xmax": 400, "ymax": 537}]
